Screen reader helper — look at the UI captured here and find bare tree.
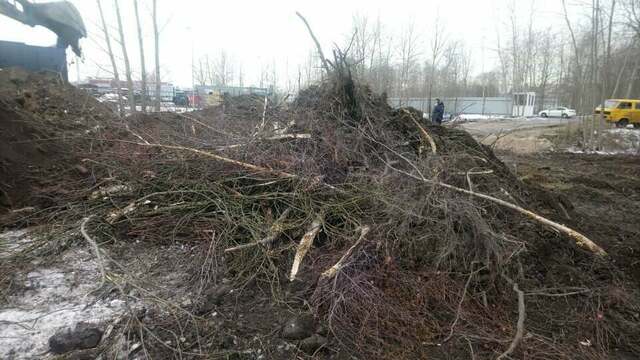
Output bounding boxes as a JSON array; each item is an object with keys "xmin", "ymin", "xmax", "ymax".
[
  {"xmin": 96, "ymin": 0, "xmax": 124, "ymax": 116},
  {"xmin": 214, "ymin": 51, "xmax": 233, "ymax": 86},
  {"xmin": 611, "ymin": 40, "xmax": 635, "ymax": 97},
  {"xmin": 536, "ymin": 30, "xmax": 555, "ymax": 112},
  {"xmin": 114, "ymin": 0, "xmax": 136, "ymax": 113},
  {"xmin": 397, "ymin": 20, "xmax": 420, "ymax": 105},
  {"xmin": 427, "ymin": 14, "xmax": 447, "ymax": 114},
  {"xmin": 153, "ymin": 0, "xmax": 161, "ymax": 111},
  {"xmin": 562, "ymin": 0, "xmax": 585, "ymax": 110},
  {"xmin": 133, "ymin": 0, "xmax": 147, "ymax": 112}
]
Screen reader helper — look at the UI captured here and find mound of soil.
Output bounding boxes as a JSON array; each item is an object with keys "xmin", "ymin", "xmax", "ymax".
[{"xmin": 0, "ymin": 68, "xmax": 114, "ymax": 211}]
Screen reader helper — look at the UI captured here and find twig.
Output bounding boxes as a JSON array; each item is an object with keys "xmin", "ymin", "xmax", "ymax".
[
  {"xmin": 290, "ymin": 214, "xmax": 324, "ymax": 281},
  {"xmin": 442, "ymin": 265, "xmax": 487, "ymax": 343},
  {"xmin": 321, "ymin": 226, "xmax": 370, "ymax": 279},
  {"xmin": 137, "ymin": 142, "xmax": 298, "ymax": 179},
  {"xmin": 80, "ymin": 216, "xmax": 107, "ymax": 289},
  {"xmin": 216, "ymin": 134, "xmax": 312, "ymax": 151},
  {"xmin": 255, "ymin": 95, "xmax": 268, "ymax": 136},
  {"xmin": 133, "ymin": 142, "xmax": 342, "ymax": 193},
  {"xmin": 497, "ymin": 274, "xmax": 526, "ymax": 360},
  {"xmin": 225, "ymin": 209, "xmax": 292, "ymax": 253},
  {"xmin": 402, "ymin": 109, "xmax": 437, "ymax": 154}
]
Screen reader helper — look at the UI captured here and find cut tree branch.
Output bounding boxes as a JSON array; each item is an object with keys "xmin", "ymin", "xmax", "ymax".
[
  {"xmin": 402, "ymin": 109, "xmax": 437, "ymax": 154},
  {"xmin": 290, "ymin": 214, "xmax": 324, "ymax": 281},
  {"xmin": 321, "ymin": 226, "xmax": 370, "ymax": 279}
]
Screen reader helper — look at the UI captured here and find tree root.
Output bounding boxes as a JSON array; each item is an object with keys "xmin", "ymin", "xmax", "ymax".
[{"xmin": 497, "ymin": 274, "xmax": 526, "ymax": 360}]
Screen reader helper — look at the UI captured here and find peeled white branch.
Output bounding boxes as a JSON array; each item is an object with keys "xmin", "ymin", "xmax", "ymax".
[
  {"xmin": 290, "ymin": 214, "xmax": 324, "ymax": 281},
  {"xmin": 321, "ymin": 226, "xmax": 370, "ymax": 279},
  {"xmin": 402, "ymin": 109, "xmax": 437, "ymax": 154}
]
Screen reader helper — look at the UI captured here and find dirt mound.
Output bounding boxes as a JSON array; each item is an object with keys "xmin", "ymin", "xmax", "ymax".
[
  {"xmin": 2, "ymin": 68, "xmax": 639, "ymax": 359},
  {"xmin": 0, "ymin": 68, "xmax": 114, "ymax": 211}
]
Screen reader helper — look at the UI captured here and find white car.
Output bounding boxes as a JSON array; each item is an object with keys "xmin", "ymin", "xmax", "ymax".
[
  {"xmin": 538, "ymin": 107, "xmax": 576, "ymax": 118},
  {"xmin": 97, "ymin": 93, "xmax": 127, "ymax": 103}
]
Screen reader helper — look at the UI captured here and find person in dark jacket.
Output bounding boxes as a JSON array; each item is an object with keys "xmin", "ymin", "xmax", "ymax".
[{"xmin": 432, "ymin": 99, "xmax": 445, "ymax": 125}]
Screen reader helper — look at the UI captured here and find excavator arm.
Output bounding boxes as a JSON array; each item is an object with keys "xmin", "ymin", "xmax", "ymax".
[{"xmin": 0, "ymin": 0, "xmax": 86, "ymax": 56}]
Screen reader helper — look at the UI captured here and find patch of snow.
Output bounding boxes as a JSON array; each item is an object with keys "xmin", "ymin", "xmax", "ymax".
[
  {"xmin": 458, "ymin": 114, "xmax": 496, "ymax": 121},
  {"xmin": 565, "ymin": 147, "xmax": 626, "ymax": 155},
  {"xmin": 0, "ymin": 229, "xmax": 34, "ymax": 259},
  {"xmin": 565, "ymin": 129, "xmax": 640, "ymax": 155},
  {"xmin": 0, "ymin": 230, "xmax": 128, "ymax": 359}
]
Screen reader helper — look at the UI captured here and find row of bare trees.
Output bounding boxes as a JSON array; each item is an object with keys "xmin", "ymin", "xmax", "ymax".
[
  {"xmin": 302, "ymin": 1, "xmax": 638, "ymax": 116},
  {"xmin": 94, "ymin": 1, "xmax": 640, "ymax": 117},
  {"xmin": 97, "ymin": 0, "xmax": 161, "ymax": 115}
]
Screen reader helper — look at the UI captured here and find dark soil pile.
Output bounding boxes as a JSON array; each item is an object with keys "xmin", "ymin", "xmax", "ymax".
[
  {"xmin": 0, "ymin": 68, "xmax": 113, "ymax": 211},
  {"xmin": 2, "ymin": 68, "xmax": 639, "ymax": 359}
]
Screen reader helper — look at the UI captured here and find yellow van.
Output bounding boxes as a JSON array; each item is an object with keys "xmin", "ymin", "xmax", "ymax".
[{"xmin": 595, "ymin": 99, "xmax": 640, "ymax": 128}]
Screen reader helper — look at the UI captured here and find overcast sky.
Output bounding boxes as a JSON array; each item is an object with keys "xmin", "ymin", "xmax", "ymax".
[{"xmin": 0, "ymin": 0, "xmax": 580, "ymax": 88}]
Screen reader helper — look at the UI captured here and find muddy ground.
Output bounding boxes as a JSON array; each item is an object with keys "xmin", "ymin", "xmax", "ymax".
[
  {"xmin": 467, "ymin": 116, "xmax": 640, "ymax": 284},
  {"xmin": 502, "ymin": 152, "xmax": 640, "ymax": 284}
]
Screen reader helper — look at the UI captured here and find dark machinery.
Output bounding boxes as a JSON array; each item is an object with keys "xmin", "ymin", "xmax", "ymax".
[{"xmin": 0, "ymin": 0, "xmax": 86, "ymax": 80}]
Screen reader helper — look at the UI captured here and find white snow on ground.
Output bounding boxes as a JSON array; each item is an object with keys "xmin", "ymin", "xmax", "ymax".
[
  {"xmin": 0, "ymin": 230, "xmax": 34, "ymax": 259},
  {"xmin": 458, "ymin": 114, "xmax": 499, "ymax": 121},
  {"xmin": 567, "ymin": 129, "xmax": 640, "ymax": 155},
  {"xmin": 0, "ymin": 230, "xmax": 127, "ymax": 360}
]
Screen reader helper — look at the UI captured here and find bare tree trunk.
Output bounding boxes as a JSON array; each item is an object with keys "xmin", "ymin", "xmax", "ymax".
[
  {"xmin": 114, "ymin": 0, "xmax": 136, "ymax": 113},
  {"xmin": 96, "ymin": 0, "xmax": 124, "ymax": 117},
  {"xmin": 590, "ymin": 0, "xmax": 599, "ymax": 150},
  {"xmin": 153, "ymin": 0, "xmax": 161, "ymax": 111},
  {"xmin": 562, "ymin": 0, "xmax": 583, "ymax": 110},
  {"xmin": 626, "ymin": 59, "xmax": 639, "ymax": 99},
  {"xmin": 134, "ymin": 0, "xmax": 147, "ymax": 113},
  {"xmin": 612, "ymin": 42, "xmax": 634, "ymax": 98},
  {"xmin": 599, "ymin": 0, "xmax": 615, "ymax": 149}
]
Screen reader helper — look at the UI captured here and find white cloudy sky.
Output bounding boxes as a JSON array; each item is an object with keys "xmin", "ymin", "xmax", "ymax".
[{"xmin": 0, "ymin": 0, "xmax": 581, "ymax": 88}]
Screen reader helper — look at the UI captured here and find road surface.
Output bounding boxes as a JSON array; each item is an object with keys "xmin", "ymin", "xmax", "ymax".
[{"xmin": 456, "ymin": 117, "xmax": 581, "ymax": 153}]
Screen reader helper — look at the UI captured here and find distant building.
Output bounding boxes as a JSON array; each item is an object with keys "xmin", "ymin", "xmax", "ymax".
[
  {"xmin": 193, "ymin": 85, "xmax": 272, "ymax": 107},
  {"xmin": 82, "ymin": 77, "xmax": 176, "ymax": 102},
  {"xmin": 390, "ymin": 91, "xmax": 541, "ymax": 117},
  {"xmin": 195, "ymin": 85, "xmax": 272, "ymax": 98}
]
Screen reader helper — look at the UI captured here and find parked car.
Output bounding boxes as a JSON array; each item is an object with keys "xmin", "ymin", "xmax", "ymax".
[
  {"xmin": 98, "ymin": 93, "xmax": 126, "ymax": 103},
  {"xmin": 594, "ymin": 99, "xmax": 640, "ymax": 128},
  {"xmin": 538, "ymin": 107, "xmax": 576, "ymax": 118}
]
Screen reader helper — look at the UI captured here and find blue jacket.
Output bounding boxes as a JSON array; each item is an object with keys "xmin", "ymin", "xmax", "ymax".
[{"xmin": 433, "ymin": 102, "xmax": 445, "ymax": 119}]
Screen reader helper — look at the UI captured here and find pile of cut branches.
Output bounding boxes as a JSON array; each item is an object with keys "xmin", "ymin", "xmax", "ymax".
[{"xmin": 2, "ymin": 62, "xmax": 639, "ymax": 359}]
